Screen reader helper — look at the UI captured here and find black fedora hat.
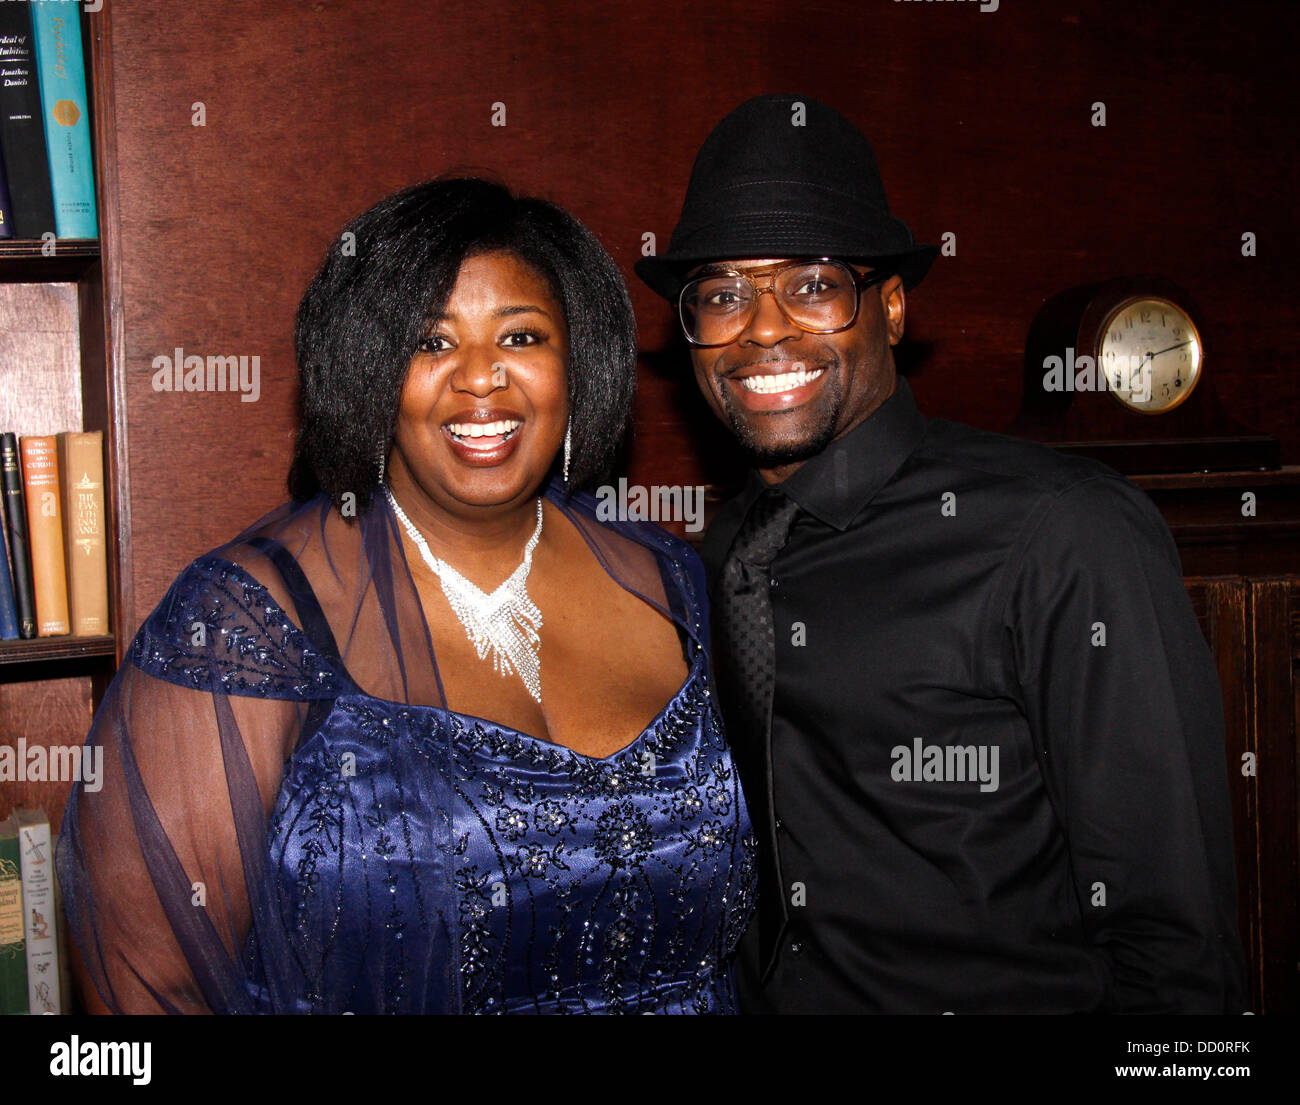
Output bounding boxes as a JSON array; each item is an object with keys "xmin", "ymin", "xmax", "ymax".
[{"xmin": 636, "ymin": 94, "xmax": 937, "ymax": 302}]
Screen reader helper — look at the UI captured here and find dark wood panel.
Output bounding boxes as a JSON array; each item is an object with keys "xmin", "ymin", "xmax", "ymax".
[
  {"xmin": 1250, "ymin": 580, "xmax": 1300, "ymax": 1013},
  {"xmin": 0, "ymin": 671, "xmax": 95, "ymax": 831},
  {"xmin": 97, "ymin": 0, "xmax": 1298, "ymax": 637},
  {"xmin": 1187, "ymin": 579, "xmax": 1260, "ymax": 1010}
]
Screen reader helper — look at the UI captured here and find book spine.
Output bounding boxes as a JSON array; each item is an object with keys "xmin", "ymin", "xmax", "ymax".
[
  {"xmin": 0, "ymin": 6, "xmax": 57, "ymax": 239},
  {"xmin": 0, "ymin": 817, "xmax": 26, "ymax": 1015},
  {"xmin": 1, "ymin": 433, "xmax": 36, "ymax": 638},
  {"xmin": 30, "ymin": 1, "xmax": 95, "ymax": 239},
  {"xmin": 16, "ymin": 811, "xmax": 59, "ymax": 1015},
  {"xmin": 56, "ymin": 431, "xmax": 107, "ymax": 635},
  {"xmin": 19, "ymin": 435, "xmax": 69, "ymax": 636},
  {"xmin": 0, "ymin": 501, "xmax": 18, "ymax": 638},
  {"xmin": 0, "ymin": 142, "xmax": 14, "ymax": 238}
]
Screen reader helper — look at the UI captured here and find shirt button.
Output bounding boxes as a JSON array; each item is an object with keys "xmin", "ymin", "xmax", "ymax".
[
  {"xmin": 774, "ymin": 816, "xmax": 785, "ymax": 831},
  {"xmin": 769, "ymin": 577, "xmax": 779, "ymax": 590},
  {"xmin": 789, "ymin": 941, "xmax": 803, "ymax": 955}
]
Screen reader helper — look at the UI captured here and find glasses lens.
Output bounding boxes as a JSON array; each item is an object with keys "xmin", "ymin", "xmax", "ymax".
[
  {"xmin": 680, "ymin": 276, "xmax": 754, "ymax": 345},
  {"xmin": 774, "ymin": 262, "xmax": 857, "ymax": 330},
  {"xmin": 678, "ymin": 261, "xmax": 866, "ymax": 345}
]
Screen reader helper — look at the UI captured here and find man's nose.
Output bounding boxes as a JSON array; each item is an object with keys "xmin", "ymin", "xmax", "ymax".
[{"xmin": 739, "ymin": 288, "xmax": 801, "ymax": 346}]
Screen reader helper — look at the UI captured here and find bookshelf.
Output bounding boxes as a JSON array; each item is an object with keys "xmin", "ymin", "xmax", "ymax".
[{"xmin": 0, "ymin": 5, "xmax": 127, "ymax": 836}]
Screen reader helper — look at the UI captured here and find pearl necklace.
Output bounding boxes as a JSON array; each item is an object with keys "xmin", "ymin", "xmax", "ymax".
[{"xmin": 385, "ymin": 487, "xmax": 544, "ymax": 703}]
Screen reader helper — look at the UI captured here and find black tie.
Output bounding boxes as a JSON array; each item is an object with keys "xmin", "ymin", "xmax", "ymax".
[{"xmin": 712, "ymin": 488, "xmax": 800, "ymax": 979}]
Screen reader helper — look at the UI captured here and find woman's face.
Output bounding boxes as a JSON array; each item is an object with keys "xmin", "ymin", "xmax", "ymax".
[{"xmin": 390, "ymin": 249, "xmax": 569, "ymax": 518}]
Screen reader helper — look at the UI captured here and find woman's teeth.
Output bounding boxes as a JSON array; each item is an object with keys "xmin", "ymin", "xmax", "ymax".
[
  {"xmin": 446, "ymin": 419, "xmax": 522, "ymax": 442},
  {"xmin": 739, "ymin": 367, "xmax": 825, "ymax": 394}
]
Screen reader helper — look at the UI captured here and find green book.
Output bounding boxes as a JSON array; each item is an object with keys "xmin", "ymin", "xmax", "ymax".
[
  {"xmin": 0, "ymin": 814, "xmax": 26, "ymax": 1014},
  {"xmin": 17, "ymin": 809, "xmax": 59, "ymax": 1013}
]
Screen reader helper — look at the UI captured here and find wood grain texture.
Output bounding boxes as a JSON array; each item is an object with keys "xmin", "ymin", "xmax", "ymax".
[
  {"xmin": 0, "ymin": 283, "xmax": 83, "ymax": 437},
  {"xmin": 1249, "ymin": 580, "xmax": 1300, "ymax": 1013},
  {"xmin": 1189, "ymin": 579, "xmax": 1261, "ymax": 1009},
  {"xmin": 0, "ymin": 669, "xmax": 95, "ymax": 830},
  {"xmin": 98, "ymin": 0, "xmax": 1297, "ymax": 636},
  {"xmin": 55, "ymin": 0, "xmax": 1295, "ymax": 1013}
]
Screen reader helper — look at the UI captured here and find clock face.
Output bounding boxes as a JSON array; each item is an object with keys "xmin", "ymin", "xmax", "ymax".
[{"xmin": 1097, "ymin": 296, "xmax": 1203, "ymax": 414}]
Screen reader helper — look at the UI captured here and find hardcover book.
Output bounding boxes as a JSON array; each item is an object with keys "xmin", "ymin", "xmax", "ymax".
[
  {"xmin": 0, "ymin": 145, "xmax": 14, "ymax": 238},
  {"xmin": 30, "ymin": 1, "xmax": 96, "ymax": 239},
  {"xmin": 56, "ymin": 431, "xmax": 107, "ymax": 635},
  {"xmin": 0, "ymin": 503, "xmax": 18, "ymax": 638},
  {"xmin": 16, "ymin": 809, "xmax": 59, "ymax": 1014},
  {"xmin": 0, "ymin": 3, "xmax": 56, "ymax": 238},
  {"xmin": 0, "ymin": 815, "xmax": 25, "ymax": 1015},
  {"xmin": 19, "ymin": 435, "xmax": 69, "ymax": 636},
  {"xmin": 1, "ymin": 433, "xmax": 36, "ymax": 638}
]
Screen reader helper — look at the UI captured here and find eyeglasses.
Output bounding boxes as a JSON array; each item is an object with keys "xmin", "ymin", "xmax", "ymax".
[{"xmin": 677, "ymin": 259, "xmax": 893, "ymax": 347}]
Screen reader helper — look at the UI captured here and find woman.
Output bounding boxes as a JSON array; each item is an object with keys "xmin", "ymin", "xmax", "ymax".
[{"xmin": 57, "ymin": 178, "xmax": 756, "ymax": 1014}]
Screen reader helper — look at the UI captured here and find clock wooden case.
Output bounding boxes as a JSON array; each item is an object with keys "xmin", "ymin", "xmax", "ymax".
[{"xmin": 1010, "ymin": 275, "xmax": 1280, "ymax": 474}]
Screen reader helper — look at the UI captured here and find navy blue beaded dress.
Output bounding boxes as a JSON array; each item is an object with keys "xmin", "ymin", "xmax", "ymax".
[{"xmin": 56, "ymin": 482, "xmax": 757, "ymax": 1014}]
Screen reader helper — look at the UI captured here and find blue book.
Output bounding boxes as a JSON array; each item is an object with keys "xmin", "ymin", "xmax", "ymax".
[
  {"xmin": 0, "ymin": 502, "xmax": 17, "ymax": 638},
  {"xmin": 30, "ymin": 0, "xmax": 96, "ymax": 239}
]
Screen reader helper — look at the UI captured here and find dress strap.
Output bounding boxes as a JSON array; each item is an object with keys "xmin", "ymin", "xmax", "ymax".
[{"xmin": 246, "ymin": 535, "xmax": 354, "ymax": 689}]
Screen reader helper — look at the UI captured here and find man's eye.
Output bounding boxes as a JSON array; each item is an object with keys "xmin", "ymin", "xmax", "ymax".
[
  {"xmin": 704, "ymin": 289, "xmax": 742, "ymax": 308},
  {"xmin": 790, "ymin": 279, "xmax": 835, "ymax": 297}
]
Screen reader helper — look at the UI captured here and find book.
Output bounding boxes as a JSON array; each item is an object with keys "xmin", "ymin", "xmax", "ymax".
[
  {"xmin": 56, "ymin": 431, "xmax": 107, "ymax": 635},
  {"xmin": 0, "ymin": 433, "xmax": 35, "ymax": 638},
  {"xmin": 0, "ymin": 140, "xmax": 14, "ymax": 238},
  {"xmin": 30, "ymin": 1, "xmax": 96, "ymax": 239},
  {"xmin": 0, "ymin": 4, "xmax": 57, "ymax": 239},
  {"xmin": 15, "ymin": 809, "xmax": 59, "ymax": 1014},
  {"xmin": 19, "ymin": 435, "xmax": 69, "ymax": 636},
  {"xmin": 0, "ymin": 503, "xmax": 18, "ymax": 638},
  {"xmin": 0, "ymin": 814, "xmax": 25, "ymax": 1014}
]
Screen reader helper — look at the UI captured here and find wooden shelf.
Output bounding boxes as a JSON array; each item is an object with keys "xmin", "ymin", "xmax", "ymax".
[
  {"xmin": 1131, "ymin": 465, "xmax": 1300, "ymax": 490},
  {"xmin": 0, "ymin": 239, "xmax": 100, "ymax": 282},
  {"xmin": 0, "ymin": 635, "xmax": 115, "ymax": 666}
]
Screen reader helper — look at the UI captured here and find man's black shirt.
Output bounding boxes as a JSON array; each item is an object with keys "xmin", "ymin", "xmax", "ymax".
[{"xmin": 702, "ymin": 377, "xmax": 1249, "ymax": 1013}]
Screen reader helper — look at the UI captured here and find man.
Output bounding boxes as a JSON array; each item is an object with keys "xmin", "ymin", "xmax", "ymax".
[{"xmin": 635, "ymin": 94, "xmax": 1249, "ymax": 1013}]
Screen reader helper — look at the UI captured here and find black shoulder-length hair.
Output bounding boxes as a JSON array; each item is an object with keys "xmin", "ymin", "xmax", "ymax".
[{"xmin": 287, "ymin": 177, "xmax": 636, "ymax": 514}]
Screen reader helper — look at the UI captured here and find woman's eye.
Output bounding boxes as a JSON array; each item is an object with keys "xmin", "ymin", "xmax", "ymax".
[
  {"xmin": 501, "ymin": 330, "xmax": 541, "ymax": 347},
  {"xmin": 416, "ymin": 334, "xmax": 451, "ymax": 354}
]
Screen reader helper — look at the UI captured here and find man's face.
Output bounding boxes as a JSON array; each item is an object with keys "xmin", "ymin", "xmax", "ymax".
[{"xmin": 686, "ymin": 258, "xmax": 906, "ymax": 478}]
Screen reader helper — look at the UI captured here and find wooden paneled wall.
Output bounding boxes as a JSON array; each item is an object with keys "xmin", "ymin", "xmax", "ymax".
[{"xmin": 102, "ymin": 0, "xmax": 1296, "ymax": 636}]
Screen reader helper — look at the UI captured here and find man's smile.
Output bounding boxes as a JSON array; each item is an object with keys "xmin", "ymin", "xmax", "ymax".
[{"xmin": 726, "ymin": 361, "xmax": 830, "ymax": 410}]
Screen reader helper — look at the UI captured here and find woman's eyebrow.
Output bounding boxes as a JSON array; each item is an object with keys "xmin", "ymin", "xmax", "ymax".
[{"xmin": 432, "ymin": 304, "xmax": 554, "ymax": 321}]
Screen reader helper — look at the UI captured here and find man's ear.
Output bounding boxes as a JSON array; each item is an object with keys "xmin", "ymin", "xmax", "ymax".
[{"xmin": 881, "ymin": 276, "xmax": 906, "ymax": 346}]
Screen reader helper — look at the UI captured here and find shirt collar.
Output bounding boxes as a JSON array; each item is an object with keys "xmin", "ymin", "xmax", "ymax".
[{"xmin": 745, "ymin": 374, "xmax": 927, "ymax": 532}]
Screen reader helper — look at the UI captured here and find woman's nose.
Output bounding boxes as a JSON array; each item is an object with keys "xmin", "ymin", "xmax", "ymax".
[{"xmin": 451, "ymin": 347, "xmax": 508, "ymax": 394}]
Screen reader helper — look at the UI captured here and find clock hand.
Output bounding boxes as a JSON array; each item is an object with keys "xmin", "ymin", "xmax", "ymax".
[{"xmin": 1145, "ymin": 338, "xmax": 1196, "ymax": 360}]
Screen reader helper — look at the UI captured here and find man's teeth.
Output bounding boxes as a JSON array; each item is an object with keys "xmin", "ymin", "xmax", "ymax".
[
  {"xmin": 446, "ymin": 419, "xmax": 522, "ymax": 440},
  {"xmin": 739, "ymin": 368, "xmax": 824, "ymax": 394}
]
